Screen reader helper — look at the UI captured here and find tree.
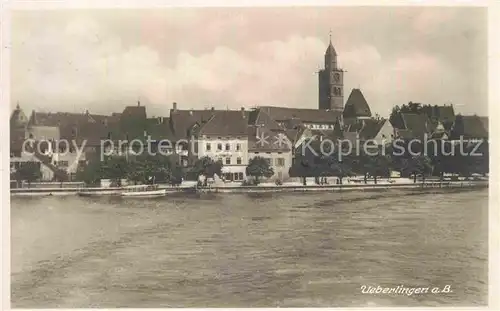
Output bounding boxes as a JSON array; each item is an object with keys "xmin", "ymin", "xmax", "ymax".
[
  {"xmin": 289, "ymin": 158, "xmax": 312, "ymax": 185},
  {"xmin": 191, "ymin": 156, "xmax": 223, "ymax": 179},
  {"xmin": 246, "ymin": 156, "xmax": 274, "ymax": 184},
  {"xmin": 354, "ymin": 148, "xmax": 391, "ymax": 184},
  {"xmin": 389, "ymin": 105, "xmax": 405, "ymax": 129},
  {"xmin": 76, "ymin": 160, "xmax": 102, "ymax": 186},
  {"xmin": 166, "ymin": 155, "xmax": 185, "ymax": 186},
  {"xmin": 15, "ymin": 161, "xmax": 42, "ymax": 186},
  {"xmin": 405, "ymin": 155, "xmax": 433, "ymax": 183},
  {"xmin": 100, "ymin": 156, "xmax": 129, "ymax": 186}
]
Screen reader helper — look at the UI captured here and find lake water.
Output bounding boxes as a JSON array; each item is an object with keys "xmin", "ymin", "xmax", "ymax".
[{"xmin": 11, "ymin": 189, "xmax": 488, "ymax": 308}]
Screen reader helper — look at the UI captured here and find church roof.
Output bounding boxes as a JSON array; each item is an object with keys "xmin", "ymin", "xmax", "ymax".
[
  {"xmin": 259, "ymin": 106, "xmax": 341, "ymax": 124},
  {"xmin": 343, "ymin": 88, "xmax": 372, "ymax": 118},
  {"xmin": 10, "ymin": 105, "xmax": 28, "ymax": 127},
  {"xmin": 325, "ymin": 41, "xmax": 337, "ymax": 56}
]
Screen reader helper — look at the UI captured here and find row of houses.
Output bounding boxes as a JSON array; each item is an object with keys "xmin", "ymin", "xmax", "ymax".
[{"xmin": 10, "ymin": 88, "xmax": 489, "ymax": 182}]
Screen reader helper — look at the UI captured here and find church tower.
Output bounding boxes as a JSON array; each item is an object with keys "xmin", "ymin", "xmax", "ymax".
[{"xmin": 318, "ymin": 34, "xmax": 344, "ymax": 112}]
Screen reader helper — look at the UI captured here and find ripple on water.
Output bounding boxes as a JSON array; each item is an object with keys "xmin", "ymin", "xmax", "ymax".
[{"xmin": 10, "ymin": 189, "xmax": 488, "ymax": 307}]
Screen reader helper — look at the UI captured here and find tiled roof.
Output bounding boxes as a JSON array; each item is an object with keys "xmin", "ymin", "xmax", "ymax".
[
  {"xmin": 258, "ymin": 106, "xmax": 341, "ymax": 124},
  {"xmin": 170, "ymin": 109, "xmax": 216, "ymax": 139},
  {"xmin": 248, "ymin": 109, "xmax": 285, "ymax": 131},
  {"xmin": 147, "ymin": 117, "xmax": 176, "ymax": 141},
  {"xmin": 401, "ymin": 113, "xmax": 432, "ymax": 139},
  {"xmin": 451, "ymin": 115, "xmax": 488, "ymax": 139},
  {"xmin": 396, "ymin": 129, "xmax": 414, "ymax": 140},
  {"xmin": 343, "ymin": 88, "xmax": 371, "ymax": 118},
  {"xmin": 121, "ymin": 105, "xmax": 147, "ymax": 119},
  {"xmin": 197, "ymin": 110, "xmax": 249, "ymax": 136},
  {"xmin": 358, "ymin": 119, "xmax": 387, "ymax": 140},
  {"xmin": 27, "ymin": 111, "xmax": 121, "ymax": 145}
]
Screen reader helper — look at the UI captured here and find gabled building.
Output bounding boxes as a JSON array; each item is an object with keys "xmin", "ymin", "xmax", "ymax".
[
  {"xmin": 344, "ymin": 118, "xmax": 395, "ymax": 146},
  {"xmin": 397, "ymin": 113, "xmax": 434, "ymax": 140},
  {"xmin": 247, "ymin": 108, "xmax": 293, "ymax": 181},
  {"xmin": 450, "ymin": 115, "xmax": 488, "ymax": 142},
  {"xmin": 189, "ymin": 108, "xmax": 249, "ymax": 182}
]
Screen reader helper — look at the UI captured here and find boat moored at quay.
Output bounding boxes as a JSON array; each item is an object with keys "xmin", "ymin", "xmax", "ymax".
[{"xmin": 121, "ymin": 184, "xmax": 167, "ymax": 198}]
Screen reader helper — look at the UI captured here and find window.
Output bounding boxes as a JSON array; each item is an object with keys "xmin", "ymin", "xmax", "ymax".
[
  {"xmin": 276, "ymin": 158, "xmax": 285, "ymax": 167},
  {"xmin": 58, "ymin": 161, "xmax": 69, "ymax": 167},
  {"xmin": 254, "ymin": 152, "xmax": 259, "ymax": 154},
  {"xmin": 238, "ymin": 172, "xmax": 244, "ymax": 180},
  {"xmin": 217, "ymin": 143, "xmax": 222, "ymax": 151},
  {"xmin": 225, "ymin": 143, "xmax": 230, "ymax": 151},
  {"xmin": 237, "ymin": 157, "xmax": 242, "ymax": 164},
  {"xmin": 206, "ymin": 143, "xmax": 211, "ymax": 151},
  {"xmin": 236, "ymin": 143, "xmax": 241, "ymax": 151},
  {"xmin": 225, "ymin": 157, "xmax": 231, "ymax": 165}
]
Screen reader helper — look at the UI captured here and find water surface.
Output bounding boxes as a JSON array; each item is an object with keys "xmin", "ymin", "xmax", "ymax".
[{"xmin": 11, "ymin": 189, "xmax": 488, "ymax": 307}]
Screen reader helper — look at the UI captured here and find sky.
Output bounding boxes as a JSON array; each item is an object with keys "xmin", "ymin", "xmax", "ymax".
[{"xmin": 10, "ymin": 7, "xmax": 488, "ymax": 118}]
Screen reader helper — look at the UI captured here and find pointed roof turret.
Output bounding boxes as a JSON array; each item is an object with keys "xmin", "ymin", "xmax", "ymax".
[
  {"xmin": 343, "ymin": 88, "xmax": 372, "ymax": 118},
  {"xmin": 326, "ymin": 39, "xmax": 337, "ymax": 56}
]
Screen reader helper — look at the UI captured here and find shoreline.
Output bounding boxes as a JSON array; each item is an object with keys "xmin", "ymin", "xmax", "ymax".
[{"xmin": 10, "ymin": 181, "xmax": 488, "ymax": 197}]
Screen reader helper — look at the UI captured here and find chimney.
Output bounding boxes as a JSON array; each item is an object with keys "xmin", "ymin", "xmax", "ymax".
[
  {"xmin": 172, "ymin": 102, "xmax": 177, "ymax": 111},
  {"xmin": 189, "ymin": 109, "xmax": 193, "ymax": 116},
  {"xmin": 85, "ymin": 109, "xmax": 89, "ymax": 115},
  {"xmin": 241, "ymin": 107, "xmax": 245, "ymax": 118},
  {"xmin": 137, "ymin": 101, "xmax": 140, "ymax": 107},
  {"xmin": 211, "ymin": 107, "xmax": 215, "ymax": 111}
]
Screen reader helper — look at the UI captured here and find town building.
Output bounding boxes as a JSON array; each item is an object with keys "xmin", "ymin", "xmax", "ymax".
[
  {"xmin": 247, "ymin": 108, "xmax": 293, "ymax": 181},
  {"xmin": 344, "ymin": 118, "xmax": 395, "ymax": 146},
  {"xmin": 188, "ymin": 108, "xmax": 249, "ymax": 182}
]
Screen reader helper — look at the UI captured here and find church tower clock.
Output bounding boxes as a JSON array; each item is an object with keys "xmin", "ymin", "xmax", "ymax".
[{"xmin": 318, "ymin": 35, "xmax": 344, "ymax": 112}]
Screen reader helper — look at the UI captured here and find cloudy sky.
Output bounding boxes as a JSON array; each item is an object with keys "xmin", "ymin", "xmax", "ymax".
[{"xmin": 11, "ymin": 7, "xmax": 487, "ymax": 117}]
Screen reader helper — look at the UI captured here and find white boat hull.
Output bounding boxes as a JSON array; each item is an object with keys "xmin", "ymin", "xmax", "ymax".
[
  {"xmin": 78, "ymin": 190, "xmax": 121, "ymax": 197},
  {"xmin": 121, "ymin": 189, "xmax": 166, "ymax": 198}
]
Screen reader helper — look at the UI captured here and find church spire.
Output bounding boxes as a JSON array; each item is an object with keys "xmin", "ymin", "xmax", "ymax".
[
  {"xmin": 324, "ymin": 30, "xmax": 337, "ymax": 69},
  {"xmin": 325, "ymin": 29, "xmax": 337, "ymax": 57}
]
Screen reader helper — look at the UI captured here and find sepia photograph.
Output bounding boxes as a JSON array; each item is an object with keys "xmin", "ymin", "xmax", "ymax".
[{"xmin": 5, "ymin": 3, "xmax": 490, "ymax": 308}]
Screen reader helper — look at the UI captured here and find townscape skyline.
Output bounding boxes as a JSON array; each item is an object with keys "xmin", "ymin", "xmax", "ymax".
[{"xmin": 11, "ymin": 7, "xmax": 487, "ymax": 117}]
